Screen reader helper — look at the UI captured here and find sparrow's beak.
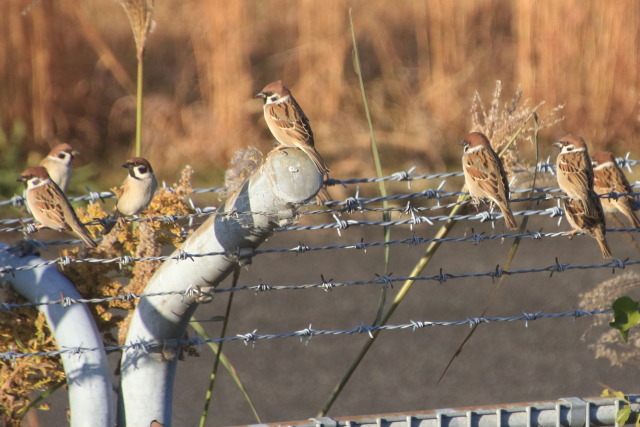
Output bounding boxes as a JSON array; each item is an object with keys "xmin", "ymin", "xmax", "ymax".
[
  {"xmin": 254, "ymin": 92, "xmax": 265, "ymax": 99},
  {"xmin": 16, "ymin": 176, "xmax": 25, "ymax": 183},
  {"xmin": 72, "ymin": 149, "xmax": 80, "ymax": 156},
  {"xmin": 552, "ymin": 141, "xmax": 563, "ymax": 149},
  {"xmin": 121, "ymin": 162, "xmax": 130, "ymax": 169}
]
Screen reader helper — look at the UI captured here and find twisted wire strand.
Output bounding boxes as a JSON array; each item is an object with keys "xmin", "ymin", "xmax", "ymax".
[
  {"xmin": 0, "ymin": 308, "xmax": 613, "ymax": 360},
  {"xmin": 2, "ymin": 184, "xmax": 638, "ymax": 235},
  {"xmin": 1, "ymin": 258, "xmax": 634, "ymax": 312},
  {"xmin": 1, "ymin": 228, "xmax": 638, "ymax": 275},
  {"xmin": 2, "ymin": 155, "xmax": 637, "ymax": 211}
]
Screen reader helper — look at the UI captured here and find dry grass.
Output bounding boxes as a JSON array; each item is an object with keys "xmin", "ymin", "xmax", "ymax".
[
  {"xmin": 1, "ymin": 1, "xmax": 639, "ymax": 187},
  {"xmin": 579, "ymin": 271, "xmax": 640, "ymax": 367}
]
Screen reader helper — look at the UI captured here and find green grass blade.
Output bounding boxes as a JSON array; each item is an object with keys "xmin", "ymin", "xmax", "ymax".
[
  {"xmin": 349, "ymin": 9, "xmax": 390, "ymax": 325},
  {"xmin": 135, "ymin": 58, "xmax": 143, "ymax": 157},
  {"xmin": 191, "ymin": 320, "xmax": 262, "ymax": 424},
  {"xmin": 194, "ymin": 269, "xmax": 261, "ymax": 425},
  {"xmin": 436, "ymin": 113, "xmax": 540, "ymax": 384},
  {"xmin": 18, "ymin": 380, "xmax": 66, "ymax": 421}
]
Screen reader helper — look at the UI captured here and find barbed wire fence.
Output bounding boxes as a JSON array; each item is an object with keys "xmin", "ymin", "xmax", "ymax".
[
  {"xmin": 1, "ymin": 153, "xmax": 639, "ymax": 424},
  {"xmin": 1, "ymin": 156, "xmax": 640, "ymax": 348}
]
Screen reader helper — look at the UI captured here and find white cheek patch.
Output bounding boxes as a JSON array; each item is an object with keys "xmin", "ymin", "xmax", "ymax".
[
  {"xmin": 562, "ymin": 146, "xmax": 585, "ymax": 154},
  {"xmin": 269, "ymin": 94, "xmax": 290, "ymax": 105},
  {"xmin": 593, "ymin": 161, "xmax": 615, "ymax": 170},
  {"xmin": 465, "ymin": 144, "xmax": 486, "ymax": 154},
  {"xmin": 28, "ymin": 177, "xmax": 49, "ymax": 189}
]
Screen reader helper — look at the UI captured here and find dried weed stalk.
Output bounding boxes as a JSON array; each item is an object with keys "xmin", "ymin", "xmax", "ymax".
[
  {"xmin": 579, "ymin": 271, "xmax": 640, "ymax": 367},
  {"xmin": 117, "ymin": 0, "xmax": 154, "ymax": 60},
  {"xmin": 223, "ymin": 147, "xmax": 263, "ymax": 210},
  {"xmin": 0, "ymin": 299, "xmax": 64, "ymax": 425},
  {"xmin": 470, "ymin": 80, "xmax": 565, "ymax": 172}
]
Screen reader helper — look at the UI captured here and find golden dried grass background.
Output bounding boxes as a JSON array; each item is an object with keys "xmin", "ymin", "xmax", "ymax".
[{"xmin": 1, "ymin": 0, "xmax": 639, "ymax": 183}]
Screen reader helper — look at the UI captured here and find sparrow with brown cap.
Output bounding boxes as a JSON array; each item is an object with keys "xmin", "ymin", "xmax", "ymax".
[
  {"xmin": 553, "ymin": 134, "xmax": 611, "ymax": 258},
  {"xmin": 255, "ymin": 80, "xmax": 331, "ymax": 202},
  {"xmin": 17, "ymin": 166, "xmax": 96, "ymax": 248},
  {"xmin": 39, "ymin": 143, "xmax": 79, "ymax": 192},
  {"xmin": 103, "ymin": 157, "xmax": 158, "ymax": 234},
  {"xmin": 460, "ymin": 132, "xmax": 518, "ymax": 229},
  {"xmin": 591, "ymin": 151, "xmax": 639, "ymax": 228}
]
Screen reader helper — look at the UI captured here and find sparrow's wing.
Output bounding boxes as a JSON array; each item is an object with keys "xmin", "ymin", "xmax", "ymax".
[
  {"xmin": 557, "ymin": 152, "xmax": 592, "ymax": 192},
  {"xmin": 564, "ymin": 195, "xmax": 605, "ymax": 230},
  {"xmin": 31, "ymin": 186, "xmax": 67, "ymax": 228},
  {"xmin": 266, "ymin": 98, "xmax": 314, "ymax": 145},
  {"xmin": 464, "ymin": 151, "xmax": 509, "ymax": 203},
  {"xmin": 592, "ymin": 168, "xmax": 610, "ymax": 193},
  {"xmin": 611, "ymin": 165, "xmax": 634, "ymax": 195}
]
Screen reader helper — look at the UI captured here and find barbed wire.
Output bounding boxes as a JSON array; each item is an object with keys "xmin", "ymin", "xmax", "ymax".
[
  {"xmin": 2, "ymin": 155, "xmax": 637, "ymax": 211},
  {"xmin": 1, "ymin": 196, "xmax": 638, "ymax": 251},
  {"xmin": 0, "ymin": 307, "xmax": 613, "ymax": 360},
  {"xmin": 1, "ymin": 184, "xmax": 638, "ymax": 238},
  {"xmin": 1, "ymin": 228, "xmax": 638, "ymax": 276},
  {"xmin": 1, "ymin": 258, "xmax": 635, "ymax": 312}
]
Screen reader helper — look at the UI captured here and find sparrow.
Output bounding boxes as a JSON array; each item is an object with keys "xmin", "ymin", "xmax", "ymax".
[
  {"xmin": 39, "ymin": 143, "xmax": 79, "ymax": 192},
  {"xmin": 460, "ymin": 132, "xmax": 518, "ymax": 229},
  {"xmin": 553, "ymin": 134, "xmax": 611, "ymax": 258},
  {"xmin": 103, "ymin": 157, "xmax": 158, "ymax": 234},
  {"xmin": 17, "ymin": 166, "xmax": 97, "ymax": 248},
  {"xmin": 255, "ymin": 80, "xmax": 331, "ymax": 186},
  {"xmin": 592, "ymin": 151, "xmax": 640, "ymax": 228}
]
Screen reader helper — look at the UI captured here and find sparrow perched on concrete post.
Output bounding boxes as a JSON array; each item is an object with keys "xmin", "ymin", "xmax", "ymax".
[
  {"xmin": 255, "ymin": 80, "xmax": 331, "ymax": 203},
  {"xmin": 553, "ymin": 134, "xmax": 611, "ymax": 258},
  {"xmin": 460, "ymin": 132, "xmax": 518, "ymax": 229},
  {"xmin": 591, "ymin": 151, "xmax": 640, "ymax": 229},
  {"xmin": 102, "ymin": 157, "xmax": 158, "ymax": 234},
  {"xmin": 17, "ymin": 166, "xmax": 97, "ymax": 248},
  {"xmin": 39, "ymin": 143, "xmax": 79, "ymax": 192},
  {"xmin": 255, "ymin": 80, "xmax": 329, "ymax": 175}
]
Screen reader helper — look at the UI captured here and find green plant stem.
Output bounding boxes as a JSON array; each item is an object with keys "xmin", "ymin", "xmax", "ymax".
[
  {"xmin": 18, "ymin": 380, "xmax": 66, "ymax": 420},
  {"xmin": 348, "ymin": 8, "xmax": 390, "ymax": 327},
  {"xmin": 197, "ymin": 268, "xmax": 256, "ymax": 426},
  {"xmin": 190, "ymin": 320, "xmax": 261, "ymax": 424},
  {"xmin": 135, "ymin": 58, "xmax": 143, "ymax": 157}
]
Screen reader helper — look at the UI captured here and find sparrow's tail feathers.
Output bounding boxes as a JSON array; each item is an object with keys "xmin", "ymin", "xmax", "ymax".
[
  {"xmin": 303, "ymin": 147, "xmax": 330, "ymax": 176},
  {"xmin": 623, "ymin": 207, "xmax": 640, "ymax": 229},
  {"xmin": 315, "ymin": 186, "xmax": 331, "ymax": 205},
  {"xmin": 76, "ymin": 227, "xmax": 97, "ymax": 248},
  {"xmin": 594, "ymin": 229, "xmax": 612, "ymax": 259},
  {"xmin": 501, "ymin": 206, "xmax": 518, "ymax": 230}
]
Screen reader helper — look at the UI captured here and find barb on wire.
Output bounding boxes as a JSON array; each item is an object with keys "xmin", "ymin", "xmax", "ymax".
[{"xmin": 0, "ymin": 307, "xmax": 613, "ymax": 360}]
